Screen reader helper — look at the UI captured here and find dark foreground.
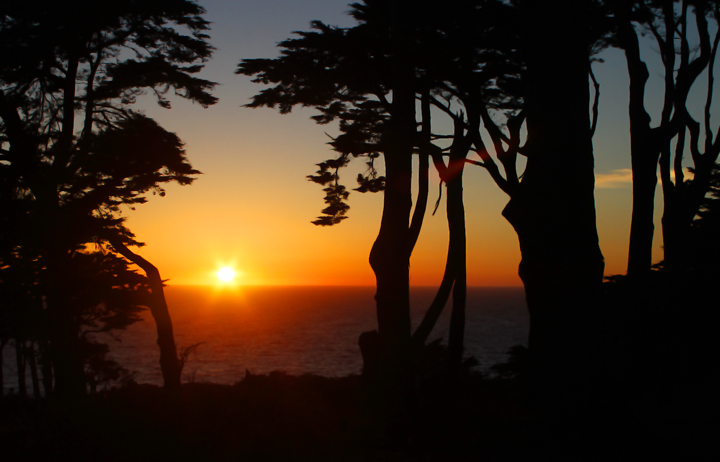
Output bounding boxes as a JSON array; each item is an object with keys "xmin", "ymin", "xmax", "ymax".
[{"xmin": 1, "ymin": 371, "xmax": 717, "ymax": 462}]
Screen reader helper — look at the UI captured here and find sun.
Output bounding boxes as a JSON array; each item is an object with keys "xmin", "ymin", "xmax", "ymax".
[{"xmin": 216, "ymin": 266, "xmax": 237, "ymax": 283}]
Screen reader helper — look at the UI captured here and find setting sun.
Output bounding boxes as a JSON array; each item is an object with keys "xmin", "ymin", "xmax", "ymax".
[{"xmin": 217, "ymin": 267, "xmax": 237, "ymax": 283}]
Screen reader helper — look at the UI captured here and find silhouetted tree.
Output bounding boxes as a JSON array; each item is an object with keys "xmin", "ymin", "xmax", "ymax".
[
  {"xmin": 502, "ymin": 0, "xmax": 605, "ymax": 411},
  {"xmin": 60, "ymin": 250, "xmax": 148, "ymax": 393},
  {"xmin": 418, "ymin": 0, "xmax": 609, "ymax": 409},
  {"xmin": 107, "ymin": 236, "xmax": 181, "ymax": 390},
  {"xmin": 610, "ymin": 0, "xmax": 718, "ymax": 278},
  {"xmin": 657, "ymin": 1, "xmax": 720, "ymax": 275},
  {"xmin": 687, "ymin": 162, "xmax": 720, "ymax": 278},
  {"xmin": 680, "ymin": 162, "xmax": 720, "ymax": 401},
  {"xmin": 239, "ymin": 1, "xmax": 509, "ymax": 388},
  {"xmin": 408, "ymin": 1, "xmax": 524, "ymax": 369},
  {"xmin": 0, "ymin": 244, "xmax": 148, "ymax": 397},
  {"xmin": 0, "ymin": 0, "xmax": 215, "ymax": 398},
  {"xmin": 241, "ymin": 0, "xmax": 611, "ymax": 417},
  {"xmin": 240, "ymin": 1, "xmax": 424, "ymax": 386}
]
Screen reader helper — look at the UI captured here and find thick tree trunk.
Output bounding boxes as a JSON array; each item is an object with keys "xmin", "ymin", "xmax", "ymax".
[
  {"xmin": 360, "ymin": 3, "xmax": 417, "ymax": 413},
  {"xmin": 617, "ymin": 1, "xmax": 658, "ymax": 279},
  {"xmin": 45, "ymin": 249, "xmax": 87, "ymax": 399},
  {"xmin": 108, "ymin": 238, "xmax": 181, "ymax": 390},
  {"xmin": 364, "ymin": 2, "xmax": 415, "ymax": 381},
  {"xmin": 508, "ymin": 0, "xmax": 604, "ymax": 413},
  {"xmin": 446, "ymin": 159, "xmax": 467, "ymax": 368},
  {"xmin": 33, "ymin": 175, "xmax": 87, "ymax": 399},
  {"xmin": 45, "ymin": 304, "xmax": 86, "ymax": 398},
  {"xmin": 368, "ymin": 97, "xmax": 414, "ymax": 374}
]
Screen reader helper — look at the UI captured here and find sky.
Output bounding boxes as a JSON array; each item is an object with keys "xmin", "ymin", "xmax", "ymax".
[{"xmin": 120, "ymin": 0, "xmax": 714, "ymax": 287}]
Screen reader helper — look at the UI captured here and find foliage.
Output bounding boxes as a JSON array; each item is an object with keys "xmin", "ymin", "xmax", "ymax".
[
  {"xmin": 239, "ymin": 0, "xmax": 530, "ymax": 225},
  {"xmin": 686, "ymin": 162, "xmax": 720, "ymax": 277},
  {"xmin": 489, "ymin": 345, "xmax": 529, "ymax": 380},
  {"xmin": 0, "ymin": 0, "xmax": 216, "ymax": 395},
  {"xmin": 0, "ymin": 0, "xmax": 214, "ymax": 245},
  {"xmin": 238, "ymin": 14, "xmax": 390, "ymax": 226},
  {"xmin": 84, "ymin": 340, "xmax": 137, "ymax": 394}
]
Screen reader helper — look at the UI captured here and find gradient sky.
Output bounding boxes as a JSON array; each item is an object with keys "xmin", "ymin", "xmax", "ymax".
[{"xmin": 120, "ymin": 0, "xmax": 714, "ymax": 287}]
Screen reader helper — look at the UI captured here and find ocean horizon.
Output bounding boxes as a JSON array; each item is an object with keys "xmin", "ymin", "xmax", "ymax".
[{"xmin": 2, "ymin": 285, "xmax": 529, "ymax": 392}]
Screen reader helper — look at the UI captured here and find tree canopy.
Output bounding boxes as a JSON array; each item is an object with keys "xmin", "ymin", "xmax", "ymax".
[{"xmin": 0, "ymin": 0, "xmax": 216, "ymax": 397}]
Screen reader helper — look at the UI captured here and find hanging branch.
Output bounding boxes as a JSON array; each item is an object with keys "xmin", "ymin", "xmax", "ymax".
[
  {"xmin": 408, "ymin": 90, "xmax": 432, "ymax": 256},
  {"xmin": 590, "ymin": 64, "xmax": 600, "ymax": 138}
]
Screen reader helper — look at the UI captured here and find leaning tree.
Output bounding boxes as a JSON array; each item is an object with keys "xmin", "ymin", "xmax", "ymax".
[{"xmin": 0, "ymin": 0, "xmax": 216, "ymax": 397}]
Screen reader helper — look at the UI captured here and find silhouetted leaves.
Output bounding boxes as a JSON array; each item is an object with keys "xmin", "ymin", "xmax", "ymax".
[
  {"xmin": 312, "ymin": 184, "xmax": 350, "ymax": 226},
  {"xmin": 0, "ymin": 0, "xmax": 215, "ymax": 396}
]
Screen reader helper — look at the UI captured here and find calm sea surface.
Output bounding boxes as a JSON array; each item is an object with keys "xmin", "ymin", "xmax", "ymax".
[{"xmin": 3, "ymin": 286, "xmax": 528, "ymax": 390}]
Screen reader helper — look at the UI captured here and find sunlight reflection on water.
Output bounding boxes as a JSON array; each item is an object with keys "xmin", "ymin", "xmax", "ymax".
[
  {"xmin": 1, "ymin": 286, "xmax": 529, "ymax": 391},
  {"xmin": 107, "ymin": 286, "xmax": 528, "ymax": 385}
]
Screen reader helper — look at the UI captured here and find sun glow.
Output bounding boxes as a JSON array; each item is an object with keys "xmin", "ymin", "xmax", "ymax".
[{"xmin": 216, "ymin": 266, "xmax": 237, "ymax": 283}]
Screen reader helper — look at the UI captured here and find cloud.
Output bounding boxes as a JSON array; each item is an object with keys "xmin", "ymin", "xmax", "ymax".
[
  {"xmin": 595, "ymin": 168, "xmax": 694, "ymax": 189},
  {"xmin": 595, "ymin": 168, "xmax": 633, "ymax": 188}
]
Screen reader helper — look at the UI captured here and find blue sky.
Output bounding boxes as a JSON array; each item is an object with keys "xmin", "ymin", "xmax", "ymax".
[{"xmin": 123, "ymin": 0, "xmax": 715, "ymax": 286}]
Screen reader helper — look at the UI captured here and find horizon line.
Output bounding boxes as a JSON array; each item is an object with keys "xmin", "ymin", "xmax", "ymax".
[{"xmin": 164, "ymin": 283, "xmax": 526, "ymax": 289}]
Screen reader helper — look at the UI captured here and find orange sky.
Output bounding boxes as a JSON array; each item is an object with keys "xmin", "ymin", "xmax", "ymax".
[{"xmin": 118, "ymin": 1, "xmax": 697, "ymax": 287}]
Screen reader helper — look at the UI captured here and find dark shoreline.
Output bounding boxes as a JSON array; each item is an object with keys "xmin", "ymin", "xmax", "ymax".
[{"xmin": 2, "ymin": 370, "xmax": 716, "ymax": 462}]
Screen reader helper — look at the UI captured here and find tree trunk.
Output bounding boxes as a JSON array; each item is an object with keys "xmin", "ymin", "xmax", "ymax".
[
  {"xmin": 412, "ymin": 247, "xmax": 455, "ymax": 346},
  {"xmin": 0, "ymin": 340, "xmax": 5, "ymax": 396},
  {"xmin": 446, "ymin": 156, "xmax": 467, "ymax": 368},
  {"xmin": 34, "ymin": 177, "xmax": 87, "ymax": 399},
  {"xmin": 411, "ymin": 90, "xmax": 464, "ymax": 346},
  {"xmin": 367, "ymin": 94, "xmax": 414, "ymax": 376},
  {"xmin": 508, "ymin": 0, "xmax": 605, "ymax": 413},
  {"xmin": 26, "ymin": 341, "xmax": 41, "ymax": 398},
  {"xmin": 361, "ymin": 1, "xmax": 416, "ymax": 409},
  {"xmin": 411, "ymin": 92, "xmax": 456, "ymax": 348},
  {"xmin": 39, "ymin": 340, "xmax": 54, "ymax": 397},
  {"xmin": 617, "ymin": 0, "xmax": 658, "ymax": 278},
  {"xmin": 628, "ymin": 153, "xmax": 659, "ymax": 277},
  {"xmin": 108, "ymin": 238, "xmax": 181, "ymax": 390},
  {"xmin": 15, "ymin": 339, "xmax": 26, "ymax": 397},
  {"xmin": 45, "ymin": 249, "xmax": 87, "ymax": 399}
]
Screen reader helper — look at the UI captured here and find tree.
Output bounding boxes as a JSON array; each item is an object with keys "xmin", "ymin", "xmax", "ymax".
[
  {"xmin": 414, "ymin": 0, "xmax": 608, "ymax": 408},
  {"xmin": 657, "ymin": 1, "xmax": 720, "ymax": 275},
  {"xmin": 107, "ymin": 236, "xmax": 182, "ymax": 390},
  {"xmin": 409, "ymin": 0, "xmax": 524, "ymax": 369},
  {"xmin": 241, "ymin": 0, "xmax": 610, "ymax": 415},
  {"xmin": 610, "ymin": 0, "xmax": 718, "ymax": 278},
  {"xmin": 0, "ymin": 0, "xmax": 216, "ymax": 397},
  {"xmin": 239, "ymin": 1, "xmax": 506, "ymax": 388},
  {"xmin": 241, "ymin": 1, "xmax": 420, "ymax": 386},
  {"xmin": 500, "ymin": 0, "xmax": 605, "ymax": 410}
]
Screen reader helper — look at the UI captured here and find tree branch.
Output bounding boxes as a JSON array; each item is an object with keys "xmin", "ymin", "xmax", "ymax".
[{"xmin": 590, "ymin": 65, "xmax": 600, "ymax": 138}]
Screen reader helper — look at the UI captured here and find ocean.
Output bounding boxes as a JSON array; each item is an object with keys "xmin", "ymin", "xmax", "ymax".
[{"xmin": 2, "ymin": 286, "xmax": 528, "ymax": 392}]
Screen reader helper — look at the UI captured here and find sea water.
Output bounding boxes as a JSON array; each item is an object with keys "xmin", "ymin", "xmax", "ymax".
[{"xmin": 2, "ymin": 286, "xmax": 528, "ymax": 391}]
